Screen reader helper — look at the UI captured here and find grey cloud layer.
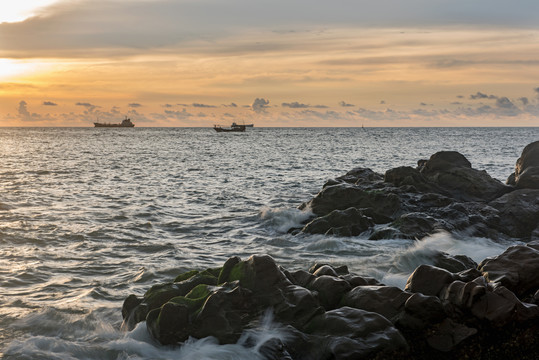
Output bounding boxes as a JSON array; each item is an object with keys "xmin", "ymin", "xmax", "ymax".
[{"xmin": 1, "ymin": 0, "xmax": 538, "ymax": 58}]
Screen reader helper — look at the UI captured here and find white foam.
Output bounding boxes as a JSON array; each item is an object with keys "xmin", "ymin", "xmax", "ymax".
[
  {"xmin": 380, "ymin": 231, "xmax": 513, "ymax": 289},
  {"xmin": 259, "ymin": 206, "xmax": 313, "ymax": 233}
]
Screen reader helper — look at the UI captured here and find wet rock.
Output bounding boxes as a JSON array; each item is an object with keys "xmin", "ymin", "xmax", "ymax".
[
  {"xmin": 398, "ymin": 293, "xmax": 446, "ymax": 329},
  {"xmin": 421, "ymin": 151, "xmax": 472, "ymax": 172},
  {"xmin": 405, "ymin": 264, "xmax": 455, "ymax": 296},
  {"xmin": 489, "ymin": 189, "xmax": 539, "ymax": 239},
  {"xmin": 304, "ymin": 307, "xmax": 408, "ymax": 359},
  {"xmin": 274, "ymin": 284, "xmax": 323, "ymax": 329},
  {"xmin": 516, "ymin": 167, "xmax": 539, "ymax": 189},
  {"xmin": 426, "ymin": 318, "xmax": 477, "ymax": 352},
  {"xmin": 123, "ymin": 252, "xmax": 539, "ymax": 358},
  {"xmin": 283, "ymin": 269, "xmax": 315, "ymax": 288},
  {"xmin": 440, "ymin": 276, "xmax": 539, "ymax": 326},
  {"xmin": 333, "ymin": 167, "xmax": 384, "ymax": 186},
  {"xmin": 309, "ymin": 263, "xmax": 349, "ymax": 276},
  {"xmin": 390, "ymin": 212, "xmax": 438, "ymax": 239},
  {"xmin": 478, "ymin": 244, "xmax": 539, "ymax": 297},
  {"xmin": 431, "ymin": 252, "xmax": 477, "ymax": 273},
  {"xmin": 420, "ymin": 152, "xmax": 510, "ymax": 202},
  {"xmin": 258, "ymin": 338, "xmax": 293, "ymax": 360},
  {"xmin": 301, "ymin": 207, "xmax": 374, "ymax": 236},
  {"xmin": 514, "ymin": 140, "xmax": 539, "ymax": 189},
  {"xmin": 341, "ymin": 286, "xmax": 412, "ymax": 322},
  {"xmin": 307, "ymin": 275, "xmax": 352, "ymax": 310},
  {"xmin": 302, "ymin": 183, "xmax": 401, "ymax": 218}
]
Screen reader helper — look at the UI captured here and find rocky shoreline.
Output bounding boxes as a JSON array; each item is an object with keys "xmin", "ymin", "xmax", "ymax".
[{"xmin": 122, "ymin": 141, "xmax": 539, "ymax": 359}]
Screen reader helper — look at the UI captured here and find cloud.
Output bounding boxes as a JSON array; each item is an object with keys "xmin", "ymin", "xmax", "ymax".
[
  {"xmin": 128, "ymin": 103, "xmax": 142, "ymax": 108},
  {"xmin": 192, "ymin": 103, "xmax": 216, "ymax": 108},
  {"xmin": 251, "ymin": 98, "xmax": 270, "ymax": 113},
  {"xmin": 339, "ymin": 101, "xmax": 355, "ymax": 107},
  {"xmin": 470, "ymin": 91, "xmax": 496, "ymax": 100},
  {"xmin": 223, "ymin": 103, "xmax": 237, "ymax": 107},
  {"xmin": 165, "ymin": 108, "xmax": 193, "ymax": 120},
  {"xmin": 76, "ymin": 102, "xmax": 99, "ymax": 112},
  {"xmin": 282, "ymin": 101, "xmax": 309, "ymax": 108},
  {"xmin": 43, "ymin": 101, "xmax": 57, "ymax": 106},
  {"xmin": 495, "ymin": 97, "xmax": 517, "ymax": 109},
  {"xmin": 163, "ymin": 104, "xmax": 173, "ymax": 108},
  {"xmin": 535, "ymin": 87, "xmax": 539, "ymax": 97},
  {"xmin": 17, "ymin": 100, "xmax": 42, "ymax": 122},
  {"xmin": 470, "ymin": 92, "xmax": 497, "ymax": 100},
  {"xmin": 519, "ymin": 97, "xmax": 529, "ymax": 105}
]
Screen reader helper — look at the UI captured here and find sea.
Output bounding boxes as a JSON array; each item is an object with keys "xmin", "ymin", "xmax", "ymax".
[{"xmin": 1, "ymin": 127, "xmax": 538, "ymax": 359}]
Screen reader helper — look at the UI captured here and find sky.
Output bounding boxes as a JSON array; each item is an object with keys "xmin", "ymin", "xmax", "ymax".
[{"xmin": 1, "ymin": 0, "xmax": 539, "ymax": 127}]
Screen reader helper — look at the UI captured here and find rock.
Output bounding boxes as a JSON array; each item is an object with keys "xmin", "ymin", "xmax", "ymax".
[
  {"xmin": 308, "ymin": 263, "xmax": 349, "ymax": 276},
  {"xmin": 258, "ymin": 337, "xmax": 293, "ymax": 360},
  {"xmin": 334, "ymin": 167, "xmax": 384, "ymax": 185},
  {"xmin": 390, "ymin": 212, "xmax": 438, "ymax": 239},
  {"xmin": 405, "ymin": 265, "xmax": 455, "ymax": 296},
  {"xmin": 514, "ymin": 140, "xmax": 539, "ymax": 189},
  {"xmin": 423, "ymin": 163, "xmax": 509, "ymax": 202},
  {"xmin": 303, "ymin": 307, "xmax": 408, "ymax": 359},
  {"xmin": 302, "ymin": 183, "xmax": 401, "ymax": 218},
  {"xmin": 123, "ymin": 253, "xmax": 539, "ymax": 358},
  {"xmin": 341, "ymin": 286, "xmax": 412, "ymax": 322},
  {"xmin": 340, "ymin": 274, "xmax": 382, "ymax": 287},
  {"xmin": 421, "ymin": 151, "xmax": 472, "ymax": 172},
  {"xmin": 283, "ymin": 269, "xmax": 315, "ymax": 288},
  {"xmin": 478, "ymin": 244, "xmax": 539, "ymax": 297},
  {"xmin": 384, "ymin": 166, "xmax": 433, "ymax": 191},
  {"xmin": 301, "ymin": 207, "xmax": 374, "ymax": 236},
  {"xmin": 274, "ymin": 284, "xmax": 324, "ymax": 329},
  {"xmin": 426, "ymin": 318, "xmax": 477, "ymax": 352},
  {"xmin": 488, "ymin": 189, "xmax": 539, "ymax": 239},
  {"xmin": 307, "ymin": 275, "xmax": 352, "ymax": 310},
  {"xmin": 398, "ymin": 293, "xmax": 446, "ymax": 329},
  {"xmin": 516, "ymin": 167, "xmax": 539, "ymax": 189},
  {"xmin": 419, "ymin": 151, "xmax": 510, "ymax": 202},
  {"xmin": 431, "ymin": 252, "xmax": 477, "ymax": 273}
]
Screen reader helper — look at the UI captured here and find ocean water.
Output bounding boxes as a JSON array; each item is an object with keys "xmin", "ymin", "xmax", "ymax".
[{"xmin": 0, "ymin": 127, "xmax": 537, "ymax": 359}]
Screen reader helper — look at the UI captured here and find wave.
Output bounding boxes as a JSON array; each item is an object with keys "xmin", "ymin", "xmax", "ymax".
[
  {"xmin": 380, "ymin": 231, "xmax": 513, "ymax": 289},
  {"xmin": 4, "ymin": 308, "xmax": 289, "ymax": 360},
  {"xmin": 259, "ymin": 206, "xmax": 313, "ymax": 233}
]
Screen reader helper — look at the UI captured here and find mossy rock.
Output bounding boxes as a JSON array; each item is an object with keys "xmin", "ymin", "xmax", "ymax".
[
  {"xmin": 168, "ymin": 284, "xmax": 213, "ymax": 314},
  {"xmin": 174, "ymin": 270, "xmax": 200, "ymax": 283}
]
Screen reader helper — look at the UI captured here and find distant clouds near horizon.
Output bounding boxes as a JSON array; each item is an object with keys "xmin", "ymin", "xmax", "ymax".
[{"xmin": 1, "ymin": 0, "xmax": 539, "ymax": 126}]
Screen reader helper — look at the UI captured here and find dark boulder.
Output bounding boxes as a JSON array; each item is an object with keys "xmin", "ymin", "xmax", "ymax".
[
  {"xmin": 341, "ymin": 285, "xmax": 412, "ymax": 322},
  {"xmin": 405, "ymin": 264, "xmax": 456, "ymax": 296},
  {"xmin": 488, "ymin": 189, "xmax": 539, "ymax": 239},
  {"xmin": 302, "ymin": 183, "xmax": 401, "ymax": 218},
  {"xmin": 514, "ymin": 140, "xmax": 539, "ymax": 189},
  {"xmin": 478, "ymin": 244, "xmax": 539, "ymax": 298},
  {"xmin": 421, "ymin": 151, "xmax": 472, "ymax": 172},
  {"xmin": 301, "ymin": 207, "xmax": 374, "ymax": 236},
  {"xmin": 303, "ymin": 307, "xmax": 408, "ymax": 359}
]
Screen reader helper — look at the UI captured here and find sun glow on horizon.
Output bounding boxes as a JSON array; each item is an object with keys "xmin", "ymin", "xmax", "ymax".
[{"xmin": 0, "ymin": 59, "xmax": 41, "ymax": 80}]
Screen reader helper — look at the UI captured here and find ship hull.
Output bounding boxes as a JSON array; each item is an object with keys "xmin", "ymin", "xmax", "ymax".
[{"xmin": 94, "ymin": 123, "xmax": 135, "ymax": 127}]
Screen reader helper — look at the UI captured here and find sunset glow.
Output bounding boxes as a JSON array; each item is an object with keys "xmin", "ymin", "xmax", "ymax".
[{"xmin": 1, "ymin": 0, "xmax": 539, "ymax": 126}]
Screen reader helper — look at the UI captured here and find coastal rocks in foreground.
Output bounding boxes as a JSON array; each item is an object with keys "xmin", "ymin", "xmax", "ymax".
[
  {"xmin": 123, "ymin": 253, "xmax": 539, "ymax": 359},
  {"xmin": 298, "ymin": 141, "xmax": 539, "ymax": 241}
]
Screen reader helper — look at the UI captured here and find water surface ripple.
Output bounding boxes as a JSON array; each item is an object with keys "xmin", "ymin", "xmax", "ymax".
[{"xmin": 1, "ymin": 127, "xmax": 537, "ymax": 358}]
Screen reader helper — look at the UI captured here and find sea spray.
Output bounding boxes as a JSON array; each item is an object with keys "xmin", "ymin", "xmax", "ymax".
[
  {"xmin": 381, "ymin": 231, "xmax": 514, "ymax": 288},
  {"xmin": 259, "ymin": 206, "xmax": 313, "ymax": 233}
]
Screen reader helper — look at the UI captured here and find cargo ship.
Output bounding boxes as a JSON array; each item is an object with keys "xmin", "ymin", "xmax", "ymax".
[{"xmin": 94, "ymin": 116, "xmax": 135, "ymax": 127}]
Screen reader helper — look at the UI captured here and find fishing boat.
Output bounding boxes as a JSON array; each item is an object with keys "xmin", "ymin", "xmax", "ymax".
[
  {"xmin": 213, "ymin": 122, "xmax": 246, "ymax": 132},
  {"xmin": 94, "ymin": 116, "xmax": 135, "ymax": 127}
]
